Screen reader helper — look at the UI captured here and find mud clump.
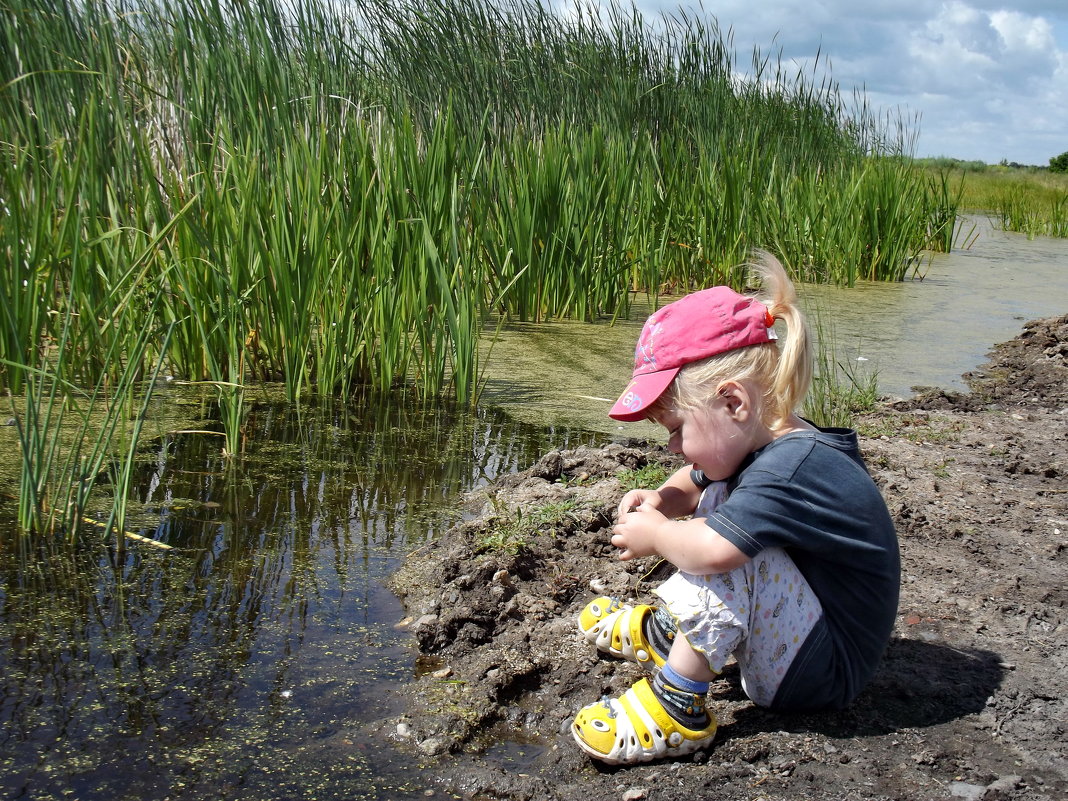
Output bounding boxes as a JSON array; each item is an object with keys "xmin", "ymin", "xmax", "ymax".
[{"xmin": 383, "ymin": 314, "xmax": 1067, "ymax": 801}]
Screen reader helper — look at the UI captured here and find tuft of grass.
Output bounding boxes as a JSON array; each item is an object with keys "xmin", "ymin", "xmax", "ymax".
[
  {"xmin": 618, "ymin": 462, "xmax": 675, "ymax": 493},
  {"xmin": 478, "ymin": 500, "xmax": 577, "ymax": 553},
  {"xmin": 803, "ymin": 313, "xmax": 880, "ymax": 429}
]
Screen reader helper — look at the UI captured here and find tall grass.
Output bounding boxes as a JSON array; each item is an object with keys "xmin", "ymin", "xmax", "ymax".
[
  {"xmin": 802, "ymin": 314, "xmax": 879, "ymax": 429},
  {"xmin": 3, "ymin": 277, "xmax": 171, "ymax": 540},
  {"xmin": 919, "ymin": 163, "xmax": 1068, "ymax": 239},
  {"xmin": 1, "ymin": 0, "xmax": 960, "ymax": 532}
]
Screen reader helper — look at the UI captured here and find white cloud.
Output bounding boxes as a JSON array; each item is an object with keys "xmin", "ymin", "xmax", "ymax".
[{"xmin": 629, "ymin": 0, "xmax": 1068, "ymax": 164}]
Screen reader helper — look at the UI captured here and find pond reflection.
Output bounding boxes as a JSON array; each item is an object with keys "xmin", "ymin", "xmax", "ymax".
[{"xmin": 0, "ymin": 392, "xmax": 606, "ymax": 801}]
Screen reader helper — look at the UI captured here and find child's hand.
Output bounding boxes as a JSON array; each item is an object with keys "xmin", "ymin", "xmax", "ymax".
[
  {"xmin": 611, "ymin": 502, "xmax": 668, "ymax": 561},
  {"xmin": 617, "ymin": 489, "xmax": 662, "ymax": 520}
]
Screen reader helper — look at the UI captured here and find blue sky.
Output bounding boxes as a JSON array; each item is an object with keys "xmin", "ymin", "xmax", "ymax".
[{"xmin": 623, "ymin": 1, "xmax": 1068, "ymax": 165}]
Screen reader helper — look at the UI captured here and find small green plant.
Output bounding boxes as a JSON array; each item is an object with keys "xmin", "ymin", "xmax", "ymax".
[
  {"xmin": 857, "ymin": 415, "xmax": 963, "ymax": 444},
  {"xmin": 931, "ymin": 458, "xmax": 955, "ymax": 479},
  {"xmin": 619, "ymin": 462, "xmax": 674, "ymax": 492},
  {"xmin": 477, "ymin": 500, "xmax": 576, "ymax": 553}
]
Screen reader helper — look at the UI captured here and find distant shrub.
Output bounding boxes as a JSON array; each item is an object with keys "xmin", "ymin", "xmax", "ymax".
[
  {"xmin": 915, "ymin": 156, "xmax": 989, "ymax": 172},
  {"xmin": 1050, "ymin": 151, "xmax": 1068, "ymax": 174}
]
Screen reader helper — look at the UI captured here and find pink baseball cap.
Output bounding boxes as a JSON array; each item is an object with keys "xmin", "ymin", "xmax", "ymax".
[{"xmin": 608, "ymin": 286, "xmax": 777, "ymax": 421}]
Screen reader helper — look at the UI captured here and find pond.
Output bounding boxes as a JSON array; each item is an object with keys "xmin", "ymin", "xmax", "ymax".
[
  {"xmin": 1, "ymin": 220, "xmax": 1065, "ymax": 800},
  {"xmin": 479, "ymin": 216, "xmax": 1068, "ymax": 436}
]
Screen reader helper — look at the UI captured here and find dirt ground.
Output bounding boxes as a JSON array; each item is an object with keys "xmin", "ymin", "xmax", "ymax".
[{"xmin": 382, "ymin": 314, "xmax": 1067, "ymax": 801}]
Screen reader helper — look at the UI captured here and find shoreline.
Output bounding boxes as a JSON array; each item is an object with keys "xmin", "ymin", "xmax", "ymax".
[{"xmin": 381, "ymin": 314, "xmax": 1067, "ymax": 801}]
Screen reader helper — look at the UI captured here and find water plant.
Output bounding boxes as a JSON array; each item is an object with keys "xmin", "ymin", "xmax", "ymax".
[
  {"xmin": 923, "ymin": 163, "xmax": 1068, "ymax": 239},
  {"xmin": 2, "ymin": 281, "xmax": 172, "ymax": 541},
  {"xmin": 802, "ymin": 313, "xmax": 880, "ymax": 429},
  {"xmin": 2, "ymin": 0, "xmax": 956, "ymax": 386},
  {"xmin": 1, "ymin": 0, "xmax": 962, "ymax": 530}
]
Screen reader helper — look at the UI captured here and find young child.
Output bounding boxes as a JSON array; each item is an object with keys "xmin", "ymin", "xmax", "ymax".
[{"xmin": 571, "ymin": 252, "xmax": 900, "ymax": 765}]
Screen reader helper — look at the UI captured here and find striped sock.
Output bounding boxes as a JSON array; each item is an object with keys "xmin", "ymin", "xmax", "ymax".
[
  {"xmin": 652, "ymin": 663, "xmax": 710, "ymax": 729},
  {"xmin": 642, "ymin": 607, "xmax": 677, "ymax": 663}
]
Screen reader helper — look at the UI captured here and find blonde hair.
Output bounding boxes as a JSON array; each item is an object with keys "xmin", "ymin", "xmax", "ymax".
[{"xmin": 656, "ymin": 251, "xmax": 812, "ymax": 430}]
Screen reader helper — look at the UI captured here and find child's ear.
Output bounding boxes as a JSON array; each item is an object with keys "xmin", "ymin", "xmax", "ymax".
[{"xmin": 717, "ymin": 381, "xmax": 749, "ymax": 418}]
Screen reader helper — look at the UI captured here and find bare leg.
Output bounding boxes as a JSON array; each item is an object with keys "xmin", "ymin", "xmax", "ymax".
[{"xmin": 665, "ymin": 632, "xmax": 717, "ymax": 682}]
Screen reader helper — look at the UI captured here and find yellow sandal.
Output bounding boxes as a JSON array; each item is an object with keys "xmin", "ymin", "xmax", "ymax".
[
  {"xmin": 577, "ymin": 596, "xmax": 669, "ymax": 670},
  {"xmin": 571, "ymin": 677, "xmax": 717, "ymax": 764}
]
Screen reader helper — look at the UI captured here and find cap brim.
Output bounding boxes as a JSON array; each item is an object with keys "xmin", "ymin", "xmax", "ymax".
[{"xmin": 608, "ymin": 368, "xmax": 680, "ymax": 422}]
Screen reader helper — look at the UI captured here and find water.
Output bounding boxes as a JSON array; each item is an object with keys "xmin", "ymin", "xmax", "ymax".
[
  {"xmin": 480, "ymin": 217, "xmax": 1068, "ymax": 434},
  {"xmin": 1, "ymin": 221, "xmax": 1065, "ymax": 800},
  {"xmin": 0, "ymin": 396, "xmax": 607, "ymax": 801}
]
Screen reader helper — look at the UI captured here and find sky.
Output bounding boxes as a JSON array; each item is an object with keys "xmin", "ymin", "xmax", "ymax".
[{"xmin": 626, "ymin": 0, "xmax": 1068, "ymax": 166}]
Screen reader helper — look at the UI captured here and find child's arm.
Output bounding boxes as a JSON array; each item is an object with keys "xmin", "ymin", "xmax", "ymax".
[
  {"xmin": 617, "ymin": 464, "xmax": 702, "ymax": 520},
  {"xmin": 611, "ymin": 504, "xmax": 749, "ymax": 574}
]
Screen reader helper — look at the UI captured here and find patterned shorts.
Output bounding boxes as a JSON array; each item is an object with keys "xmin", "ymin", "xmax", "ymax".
[{"xmin": 653, "ymin": 482, "xmax": 822, "ymax": 707}]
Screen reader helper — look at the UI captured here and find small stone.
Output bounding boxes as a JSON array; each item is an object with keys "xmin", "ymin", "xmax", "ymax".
[
  {"xmin": 948, "ymin": 781, "xmax": 985, "ymax": 801},
  {"xmin": 983, "ymin": 775, "xmax": 1022, "ymax": 800},
  {"xmin": 431, "ymin": 667, "xmax": 452, "ymax": 679},
  {"xmin": 418, "ymin": 736, "xmax": 451, "ymax": 756},
  {"xmin": 622, "ymin": 788, "xmax": 648, "ymax": 801},
  {"xmin": 396, "ymin": 722, "xmax": 411, "ymax": 738}
]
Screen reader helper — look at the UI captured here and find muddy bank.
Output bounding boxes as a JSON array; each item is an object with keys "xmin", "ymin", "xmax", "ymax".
[{"xmin": 382, "ymin": 315, "xmax": 1067, "ymax": 801}]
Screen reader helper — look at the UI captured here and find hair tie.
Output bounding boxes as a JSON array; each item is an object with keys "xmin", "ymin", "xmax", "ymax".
[{"xmin": 764, "ymin": 309, "xmax": 776, "ymax": 327}]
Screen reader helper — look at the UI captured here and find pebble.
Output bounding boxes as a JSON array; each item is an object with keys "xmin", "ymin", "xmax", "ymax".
[
  {"xmin": 418, "ymin": 736, "xmax": 451, "ymax": 756},
  {"xmin": 984, "ymin": 775, "xmax": 1022, "ymax": 799},
  {"xmin": 621, "ymin": 788, "xmax": 648, "ymax": 801},
  {"xmin": 948, "ymin": 781, "xmax": 985, "ymax": 801}
]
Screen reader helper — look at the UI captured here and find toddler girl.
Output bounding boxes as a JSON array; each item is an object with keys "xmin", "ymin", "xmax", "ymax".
[{"xmin": 571, "ymin": 252, "xmax": 900, "ymax": 765}]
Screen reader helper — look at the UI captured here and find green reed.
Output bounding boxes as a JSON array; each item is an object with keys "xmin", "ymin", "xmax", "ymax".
[
  {"xmin": 924, "ymin": 165, "xmax": 1068, "ymax": 239},
  {"xmin": 2, "ymin": 0, "xmax": 956, "ymax": 443},
  {"xmin": 3, "ymin": 277, "xmax": 170, "ymax": 539},
  {"xmin": 803, "ymin": 313, "xmax": 879, "ymax": 429}
]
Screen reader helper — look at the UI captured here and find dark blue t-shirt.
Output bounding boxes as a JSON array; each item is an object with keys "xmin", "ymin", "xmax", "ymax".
[{"xmin": 695, "ymin": 426, "xmax": 900, "ymax": 710}]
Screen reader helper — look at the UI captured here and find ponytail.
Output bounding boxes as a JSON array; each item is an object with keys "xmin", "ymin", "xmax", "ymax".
[{"xmin": 748, "ymin": 251, "xmax": 812, "ymax": 428}]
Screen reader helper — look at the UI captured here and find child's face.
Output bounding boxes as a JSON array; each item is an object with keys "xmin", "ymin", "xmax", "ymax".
[{"xmin": 652, "ymin": 397, "xmax": 757, "ymax": 481}]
